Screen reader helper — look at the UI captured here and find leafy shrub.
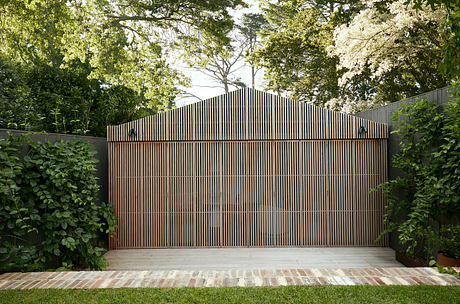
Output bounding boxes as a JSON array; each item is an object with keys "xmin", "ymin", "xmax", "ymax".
[
  {"xmin": 0, "ymin": 134, "xmax": 115, "ymax": 271},
  {"xmin": 376, "ymin": 82, "xmax": 460, "ymax": 257},
  {"xmin": 436, "ymin": 225, "xmax": 460, "ymax": 259}
]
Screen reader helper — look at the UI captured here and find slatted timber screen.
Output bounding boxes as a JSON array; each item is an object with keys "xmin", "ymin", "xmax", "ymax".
[{"xmin": 108, "ymin": 88, "xmax": 389, "ymax": 248}]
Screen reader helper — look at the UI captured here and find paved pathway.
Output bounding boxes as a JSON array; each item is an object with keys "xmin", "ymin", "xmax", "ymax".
[
  {"xmin": 104, "ymin": 248, "xmax": 403, "ymax": 270},
  {"xmin": 1, "ymin": 268, "xmax": 459, "ymax": 289}
]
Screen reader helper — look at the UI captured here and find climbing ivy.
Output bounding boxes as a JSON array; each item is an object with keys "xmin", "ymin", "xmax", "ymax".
[
  {"xmin": 0, "ymin": 134, "xmax": 116, "ymax": 271},
  {"xmin": 376, "ymin": 82, "xmax": 460, "ymax": 257}
]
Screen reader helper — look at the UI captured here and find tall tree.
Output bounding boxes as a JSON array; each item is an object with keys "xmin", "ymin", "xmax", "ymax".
[
  {"xmin": 238, "ymin": 13, "xmax": 268, "ymax": 89},
  {"xmin": 251, "ymin": 0, "xmax": 450, "ymax": 112},
  {"xmin": 251, "ymin": 0, "xmax": 369, "ymax": 110},
  {"xmin": 407, "ymin": 0, "xmax": 460, "ymax": 78},
  {"xmin": 0, "ymin": 0, "xmax": 247, "ymax": 135},
  {"xmin": 180, "ymin": 12, "xmax": 268, "ymax": 95},
  {"xmin": 183, "ymin": 30, "xmax": 248, "ymax": 94},
  {"xmin": 0, "ymin": 0, "xmax": 245, "ymax": 109},
  {"xmin": 330, "ymin": 0, "xmax": 450, "ymax": 96}
]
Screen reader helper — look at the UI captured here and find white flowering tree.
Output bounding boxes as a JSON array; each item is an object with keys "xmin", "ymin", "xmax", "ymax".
[
  {"xmin": 329, "ymin": 0, "xmax": 449, "ymax": 91},
  {"xmin": 250, "ymin": 0, "xmax": 374, "ymax": 109},
  {"xmin": 251, "ymin": 0, "xmax": 451, "ymax": 114}
]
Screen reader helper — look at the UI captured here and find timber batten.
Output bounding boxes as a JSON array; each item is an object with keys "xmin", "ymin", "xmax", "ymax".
[{"xmin": 108, "ymin": 88, "xmax": 388, "ymax": 249}]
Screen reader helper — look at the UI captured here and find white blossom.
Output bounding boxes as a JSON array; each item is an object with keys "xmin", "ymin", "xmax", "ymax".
[
  {"xmin": 325, "ymin": 97, "xmax": 385, "ymax": 114},
  {"xmin": 328, "ymin": 0, "xmax": 445, "ymax": 85}
]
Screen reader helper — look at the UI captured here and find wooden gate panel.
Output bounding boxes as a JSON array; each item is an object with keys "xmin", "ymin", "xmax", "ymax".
[
  {"xmin": 300, "ymin": 141, "xmax": 329, "ymax": 246},
  {"xmin": 196, "ymin": 142, "xmax": 221, "ymax": 246},
  {"xmin": 142, "ymin": 143, "xmax": 168, "ymax": 247},
  {"xmin": 168, "ymin": 142, "xmax": 194, "ymax": 247},
  {"xmin": 110, "ymin": 143, "xmax": 145, "ymax": 248},
  {"xmin": 107, "ymin": 89, "xmax": 389, "ymax": 249},
  {"xmin": 328, "ymin": 141, "xmax": 354, "ymax": 246},
  {"xmin": 109, "ymin": 140, "xmax": 387, "ymax": 248},
  {"xmin": 247, "ymin": 141, "xmax": 273, "ymax": 247},
  {"xmin": 353, "ymin": 140, "xmax": 387, "ymax": 246},
  {"xmin": 222, "ymin": 142, "xmax": 247, "ymax": 246}
]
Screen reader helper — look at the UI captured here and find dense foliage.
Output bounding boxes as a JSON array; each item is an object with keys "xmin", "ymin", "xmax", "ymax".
[
  {"xmin": 0, "ymin": 135, "xmax": 115, "ymax": 271},
  {"xmin": 0, "ymin": 56, "xmax": 157, "ymax": 136},
  {"xmin": 407, "ymin": 0, "xmax": 460, "ymax": 78},
  {"xmin": 0, "ymin": 0, "xmax": 244, "ymax": 109},
  {"xmin": 250, "ymin": 0, "xmax": 452, "ymax": 113},
  {"xmin": 0, "ymin": 1, "xmax": 247, "ymax": 135},
  {"xmin": 1, "ymin": 0, "xmax": 455, "ymax": 122},
  {"xmin": 376, "ymin": 83, "xmax": 460, "ymax": 257},
  {"xmin": 250, "ymin": 1, "xmax": 353, "ymax": 108},
  {"xmin": 330, "ymin": 0, "xmax": 449, "ymax": 98},
  {"xmin": 436, "ymin": 224, "xmax": 460, "ymax": 259},
  {"xmin": 0, "ymin": 57, "xmax": 40, "ymax": 131}
]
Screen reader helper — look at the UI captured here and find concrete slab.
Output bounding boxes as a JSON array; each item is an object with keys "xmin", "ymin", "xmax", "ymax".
[{"xmin": 103, "ymin": 247, "xmax": 403, "ymax": 271}]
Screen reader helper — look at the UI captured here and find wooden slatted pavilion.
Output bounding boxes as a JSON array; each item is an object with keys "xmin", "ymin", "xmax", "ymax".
[{"xmin": 107, "ymin": 88, "xmax": 389, "ymax": 249}]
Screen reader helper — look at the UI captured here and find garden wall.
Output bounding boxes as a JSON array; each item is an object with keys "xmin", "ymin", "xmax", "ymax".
[
  {"xmin": 0, "ymin": 129, "xmax": 108, "ymax": 204},
  {"xmin": 354, "ymin": 86, "xmax": 453, "ymax": 250}
]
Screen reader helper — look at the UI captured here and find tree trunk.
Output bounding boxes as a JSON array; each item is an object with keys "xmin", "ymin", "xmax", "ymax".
[
  {"xmin": 251, "ymin": 66, "xmax": 255, "ymax": 89},
  {"xmin": 224, "ymin": 78, "xmax": 229, "ymax": 94}
]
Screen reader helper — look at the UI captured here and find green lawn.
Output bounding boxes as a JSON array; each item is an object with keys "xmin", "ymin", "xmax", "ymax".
[{"xmin": 0, "ymin": 286, "xmax": 459, "ymax": 304}]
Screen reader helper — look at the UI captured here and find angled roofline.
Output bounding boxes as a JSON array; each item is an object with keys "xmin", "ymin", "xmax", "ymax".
[
  {"xmin": 107, "ymin": 88, "xmax": 388, "ymax": 141},
  {"xmin": 110, "ymin": 88, "xmax": 387, "ymax": 128}
]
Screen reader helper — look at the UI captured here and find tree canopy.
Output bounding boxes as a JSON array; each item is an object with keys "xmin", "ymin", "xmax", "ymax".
[
  {"xmin": 0, "ymin": 0, "xmax": 245, "ymax": 135},
  {"xmin": 0, "ymin": 0, "xmax": 245, "ymax": 110},
  {"xmin": 0, "ymin": 0, "xmax": 457, "ymax": 136},
  {"xmin": 250, "ymin": 0, "xmax": 376, "ymax": 111},
  {"xmin": 181, "ymin": 13, "xmax": 269, "ymax": 94},
  {"xmin": 250, "ymin": 0, "xmax": 453, "ymax": 113},
  {"xmin": 330, "ymin": 0, "xmax": 448, "ymax": 92}
]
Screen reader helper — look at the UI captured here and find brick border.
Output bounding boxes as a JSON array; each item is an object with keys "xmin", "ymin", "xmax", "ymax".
[{"xmin": 0, "ymin": 268, "xmax": 459, "ymax": 289}]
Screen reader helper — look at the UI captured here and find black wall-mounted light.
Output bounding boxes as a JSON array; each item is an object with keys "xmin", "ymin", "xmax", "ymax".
[
  {"xmin": 359, "ymin": 125, "xmax": 368, "ymax": 134},
  {"xmin": 128, "ymin": 128, "xmax": 137, "ymax": 137}
]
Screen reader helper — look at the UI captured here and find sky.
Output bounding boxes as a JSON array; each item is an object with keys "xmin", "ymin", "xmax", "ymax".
[{"xmin": 175, "ymin": 1, "xmax": 262, "ymax": 107}]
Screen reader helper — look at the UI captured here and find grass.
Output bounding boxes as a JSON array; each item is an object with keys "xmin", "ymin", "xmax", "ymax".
[{"xmin": 0, "ymin": 285, "xmax": 459, "ymax": 304}]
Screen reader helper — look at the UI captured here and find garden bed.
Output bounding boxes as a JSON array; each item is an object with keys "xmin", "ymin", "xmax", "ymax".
[{"xmin": 395, "ymin": 251, "xmax": 429, "ymax": 267}]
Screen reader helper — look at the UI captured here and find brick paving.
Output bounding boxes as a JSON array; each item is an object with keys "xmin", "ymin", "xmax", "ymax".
[{"xmin": 0, "ymin": 268, "xmax": 459, "ymax": 290}]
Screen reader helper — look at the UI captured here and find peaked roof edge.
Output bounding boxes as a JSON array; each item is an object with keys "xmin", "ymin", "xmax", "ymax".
[{"xmin": 108, "ymin": 88, "xmax": 388, "ymax": 128}]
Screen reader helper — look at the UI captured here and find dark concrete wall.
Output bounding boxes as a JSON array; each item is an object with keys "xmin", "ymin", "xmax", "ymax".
[
  {"xmin": 354, "ymin": 86, "xmax": 453, "ymax": 249},
  {"xmin": 0, "ymin": 129, "xmax": 108, "ymax": 204}
]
